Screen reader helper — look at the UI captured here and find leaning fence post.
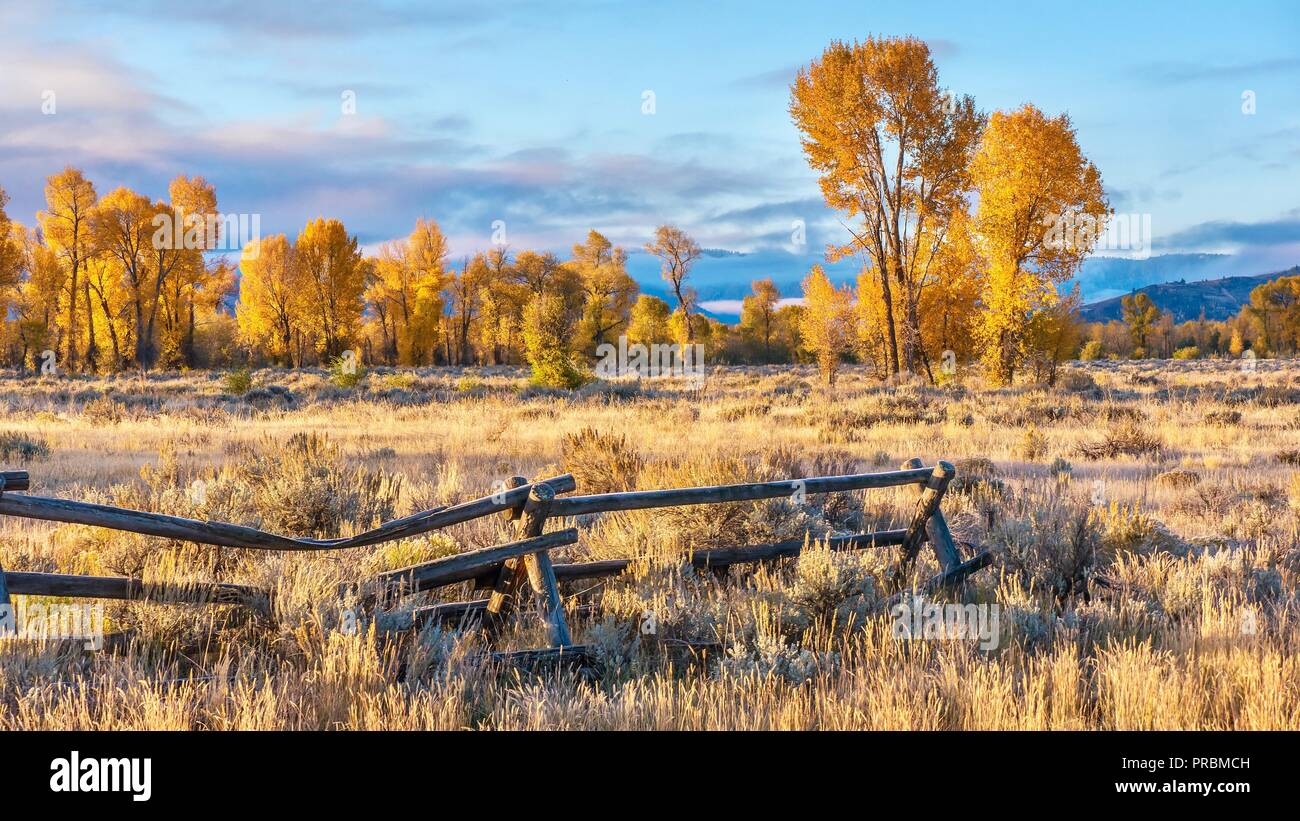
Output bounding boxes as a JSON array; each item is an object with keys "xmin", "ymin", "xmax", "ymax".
[
  {"xmin": 892, "ymin": 460, "xmax": 955, "ymax": 590},
  {"xmin": 900, "ymin": 458, "xmax": 963, "ymax": 575},
  {"xmin": 485, "ymin": 477, "xmax": 530, "ymax": 619},
  {"xmin": 485, "ymin": 479, "xmax": 573, "ymax": 646},
  {"xmin": 516, "ymin": 485, "xmax": 572, "ymax": 647}
]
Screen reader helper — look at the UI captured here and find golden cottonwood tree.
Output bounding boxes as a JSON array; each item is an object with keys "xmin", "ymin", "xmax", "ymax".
[
  {"xmin": 513, "ymin": 250, "xmax": 584, "ymax": 326},
  {"xmin": 237, "ymin": 234, "xmax": 304, "ymax": 365},
  {"xmin": 38, "ymin": 167, "xmax": 98, "ymax": 371},
  {"xmin": 522, "ymin": 291, "xmax": 585, "ymax": 388},
  {"xmin": 800, "ymin": 265, "xmax": 855, "ymax": 384},
  {"xmin": 627, "ymin": 294, "xmax": 672, "ymax": 346},
  {"xmin": 645, "ymin": 225, "xmax": 701, "ymax": 342},
  {"xmin": 1246, "ymin": 276, "xmax": 1300, "ymax": 355},
  {"xmin": 445, "ymin": 254, "xmax": 488, "ymax": 365},
  {"xmin": 472, "ymin": 247, "xmax": 527, "ymax": 365},
  {"xmin": 969, "ymin": 104, "xmax": 1107, "ymax": 384},
  {"xmin": 1025, "ymin": 285, "xmax": 1083, "ymax": 385},
  {"xmin": 159, "ymin": 176, "xmax": 229, "ymax": 367},
  {"xmin": 368, "ymin": 217, "xmax": 449, "ymax": 364},
  {"xmin": 83, "ymin": 253, "xmax": 133, "ymax": 370},
  {"xmin": 740, "ymin": 278, "xmax": 781, "ymax": 362},
  {"xmin": 790, "ymin": 36, "xmax": 984, "ymax": 376},
  {"xmin": 404, "ymin": 217, "xmax": 450, "ymax": 362},
  {"xmin": 667, "ymin": 308, "xmax": 711, "ymax": 349},
  {"xmin": 91, "ymin": 187, "xmax": 169, "ymax": 369},
  {"xmin": 854, "ymin": 264, "xmax": 898, "ymax": 377},
  {"xmin": 1120, "ymin": 292, "xmax": 1161, "ymax": 357},
  {"xmin": 0, "ymin": 193, "xmax": 33, "ymax": 364},
  {"xmin": 572, "ymin": 230, "xmax": 638, "ymax": 354},
  {"xmin": 295, "ymin": 218, "xmax": 365, "ymax": 360},
  {"xmin": 916, "ymin": 207, "xmax": 983, "ymax": 374},
  {"xmin": 0, "ymin": 188, "xmax": 22, "ymax": 304}
]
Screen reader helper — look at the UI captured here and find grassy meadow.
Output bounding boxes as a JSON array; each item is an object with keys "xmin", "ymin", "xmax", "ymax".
[{"xmin": 1, "ymin": 360, "xmax": 1299, "ymax": 729}]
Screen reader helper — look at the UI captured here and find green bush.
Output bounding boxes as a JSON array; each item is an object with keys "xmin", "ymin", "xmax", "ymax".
[
  {"xmin": 522, "ymin": 293, "xmax": 588, "ymax": 389},
  {"xmin": 456, "ymin": 376, "xmax": 484, "ymax": 393},
  {"xmin": 1172, "ymin": 346, "xmax": 1200, "ymax": 360},
  {"xmin": 329, "ymin": 353, "xmax": 365, "ymax": 389},
  {"xmin": 223, "ymin": 367, "xmax": 253, "ymax": 395},
  {"xmin": 377, "ymin": 371, "xmax": 418, "ymax": 390},
  {"xmin": 1078, "ymin": 340, "xmax": 1103, "ymax": 361}
]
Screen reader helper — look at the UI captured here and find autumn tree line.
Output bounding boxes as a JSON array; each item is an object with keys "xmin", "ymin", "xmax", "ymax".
[
  {"xmin": 4, "ymin": 37, "xmax": 1290, "ymax": 385},
  {"xmin": 1079, "ymin": 275, "xmax": 1300, "ymax": 362},
  {"xmin": 0, "ymin": 169, "xmax": 769, "ymax": 376},
  {"xmin": 0, "ymin": 169, "xmax": 237, "ymax": 373},
  {"xmin": 0, "ymin": 166, "xmax": 801, "ymax": 379}
]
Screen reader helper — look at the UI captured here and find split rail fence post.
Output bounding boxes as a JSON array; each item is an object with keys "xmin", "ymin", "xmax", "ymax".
[
  {"xmin": 900, "ymin": 457, "xmax": 963, "ymax": 574},
  {"xmin": 485, "ymin": 476, "xmax": 530, "ymax": 622},
  {"xmin": 892, "ymin": 459, "xmax": 956, "ymax": 590},
  {"xmin": 485, "ymin": 478, "xmax": 572, "ymax": 646}
]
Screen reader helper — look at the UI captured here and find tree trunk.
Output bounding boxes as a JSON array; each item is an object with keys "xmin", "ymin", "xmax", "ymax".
[
  {"xmin": 673, "ymin": 281, "xmax": 694, "ymax": 343},
  {"xmin": 65, "ymin": 255, "xmax": 79, "ymax": 372},
  {"xmin": 83, "ymin": 278, "xmax": 98, "ymax": 373},
  {"xmin": 878, "ymin": 268, "xmax": 900, "ymax": 375}
]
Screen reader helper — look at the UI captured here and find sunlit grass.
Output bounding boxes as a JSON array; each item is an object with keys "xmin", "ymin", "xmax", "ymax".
[{"xmin": 1, "ymin": 359, "xmax": 1298, "ymax": 729}]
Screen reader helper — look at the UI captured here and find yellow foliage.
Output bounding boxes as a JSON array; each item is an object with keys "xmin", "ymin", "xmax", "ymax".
[
  {"xmin": 970, "ymin": 104, "xmax": 1107, "ymax": 384},
  {"xmin": 800, "ymin": 266, "xmax": 854, "ymax": 384}
]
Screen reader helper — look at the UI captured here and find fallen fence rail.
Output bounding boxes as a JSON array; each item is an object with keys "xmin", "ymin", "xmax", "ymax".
[
  {"xmin": 0, "ymin": 474, "xmax": 574, "ymax": 551},
  {"xmin": 2, "ymin": 571, "xmax": 266, "ymax": 605},
  {"xmin": 0, "ymin": 457, "xmax": 988, "ymax": 661}
]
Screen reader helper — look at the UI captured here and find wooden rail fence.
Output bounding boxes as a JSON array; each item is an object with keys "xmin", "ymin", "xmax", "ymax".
[{"xmin": 0, "ymin": 459, "xmax": 989, "ymax": 664}]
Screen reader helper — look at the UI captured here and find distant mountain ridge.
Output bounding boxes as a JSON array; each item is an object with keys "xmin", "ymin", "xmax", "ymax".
[{"xmin": 1080, "ymin": 266, "xmax": 1300, "ymax": 323}]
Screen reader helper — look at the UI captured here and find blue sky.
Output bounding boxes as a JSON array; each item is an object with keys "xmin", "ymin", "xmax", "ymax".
[{"xmin": 1, "ymin": 0, "xmax": 1297, "ymax": 307}]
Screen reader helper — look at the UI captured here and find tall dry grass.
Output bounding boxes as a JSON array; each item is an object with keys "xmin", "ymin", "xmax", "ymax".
[{"xmin": 1, "ymin": 359, "xmax": 1299, "ymax": 729}]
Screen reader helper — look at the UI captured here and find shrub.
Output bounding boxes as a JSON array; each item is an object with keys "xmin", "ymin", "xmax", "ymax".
[
  {"xmin": 790, "ymin": 539, "xmax": 879, "ymax": 623},
  {"xmin": 328, "ymin": 354, "xmax": 365, "ymax": 389},
  {"xmin": 455, "ymin": 376, "xmax": 484, "ymax": 394},
  {"xmin": 203, "ymin": 432, "xmax": 401, "ymax": 537},
  {"xmin": 561, "ymin": 427, "xmax": 644, "ymax": 494},
  {"xmin": 359, "ymin": 533, "xmax": 460, "ymax": 575},
  {"xmin": 0, "ymin": 431, "xmax": 50, "ymax": 462},
  {"xmin": 223, "ymin": 367, "xmax": 253, "ymax": 395},
  {"xmin": 1096, "ymin": 502, "xmax": 1181, "ymax": 557},
  {"xmin": 1155, "ymin": 469, "xmax": 1200, "ymax": 489},
  {"xmin": 950, "ymin": 456, "xmax": 1008, "ymax": 499},
  {"xmin": 1289, "ymin": 473, "xmax": 1300, "ymax": 513},
  {"xmin": 624, "ymin": 456, "xmax": 777, "ymax": 553},
  {"xmin": 988, "ymin": 495, "xmax": 1100, "ymax": 600},
  {"xmin": 82, "ymin": 395, "xmax": 125, "ymax": 424},
  {"xmin": 1172, "ymin": 346, "xmax": 1200, "ymax": 360},
  {"xmin": 377, "ymin": 371, "xmax": 418, "ymax": 390},
  {"xmin": 1050, "ymin": 455, "xmax": 1073, "ymax": 479},
  {"xmin": 1077, "ymin": 418, "xmax": 1163, "ymax": 460},
  {"xmin": 1203, "ymin": 410, "xmax": 1241, "ymax": 426},
  {"xmin": 1078, "ymin": 340, "xmax": 1104, "ymax": 361},
  {"xmin": 1018, "ymin": 425, "xmax": 1048, "ymax": 461},
  {"xmin": 1057, "ymin": 369, "xmax": 1098, "ymax": 392},
  {"xmin": 523, "ymin": 293, "xmax": 588, "ymax": 390}
]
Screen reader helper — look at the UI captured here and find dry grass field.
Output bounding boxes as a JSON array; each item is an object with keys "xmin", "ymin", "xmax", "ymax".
[{"xmin": 2, "ymin": 360, "xmax": 1299, "ymax": 729}]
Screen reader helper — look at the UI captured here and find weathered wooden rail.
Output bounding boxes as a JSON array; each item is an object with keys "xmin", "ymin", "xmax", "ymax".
[{"xmin": 0, "ymin": 457, "xmax": 986, "ymax": 663}]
